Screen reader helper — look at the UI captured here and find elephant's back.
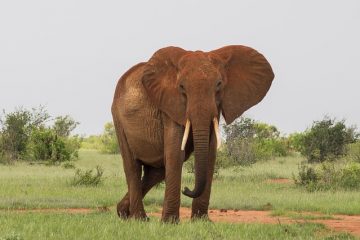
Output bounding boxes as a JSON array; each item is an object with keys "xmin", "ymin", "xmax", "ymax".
[
  {"xmin": 112, "ymin": 63, "xmax": 164, "ymax": 165},
  {"xmin": 113, "ymin": 63, "xmax": 147, "ymax": 116}
]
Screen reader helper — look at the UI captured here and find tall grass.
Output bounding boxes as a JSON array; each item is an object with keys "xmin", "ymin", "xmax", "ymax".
[
  {"xmin": 0, "ymin": 212, "xmax": 346, "ymax": 240},
  {"xmin": 1, "ymin": 150, "xmax": 360, "ymax": 215}
]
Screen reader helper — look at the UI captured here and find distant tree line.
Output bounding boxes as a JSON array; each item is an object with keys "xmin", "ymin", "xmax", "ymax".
[
  {"xmin": 83, "ymin": 115, "xmax": 360, "ymax": 167},
  {"xmin": 81, "ymin": 122, "xmax": 119, "ymax": 154}
]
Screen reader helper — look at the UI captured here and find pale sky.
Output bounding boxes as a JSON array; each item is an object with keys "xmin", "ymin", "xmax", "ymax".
[{"xmin": 1, "ymin": 1, "xmax": 359, "ymax": 135}]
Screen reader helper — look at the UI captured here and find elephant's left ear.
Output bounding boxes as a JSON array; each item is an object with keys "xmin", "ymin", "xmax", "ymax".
[{"xmin": 211, "ymin": 45, "xmax": 275, "ymax": 124}]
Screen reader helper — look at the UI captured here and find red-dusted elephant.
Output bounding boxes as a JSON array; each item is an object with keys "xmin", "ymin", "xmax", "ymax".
[{"xmin": 112, "ymin": 45, "xmax": 274, "ymax": 222}]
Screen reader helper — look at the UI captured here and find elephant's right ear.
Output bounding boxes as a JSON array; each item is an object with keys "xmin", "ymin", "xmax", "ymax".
[{"xmin": 141, "ymin": 47, "xmax": 188, "ymax": 125}]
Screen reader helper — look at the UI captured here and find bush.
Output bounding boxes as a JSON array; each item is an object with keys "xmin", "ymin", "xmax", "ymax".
[
  {"xmin": 53, "ymin": 116, "xmax": 79, "ymax": 137},
  {"xmin": 0, "ymin": 106, "xmax": 80, "ymax": 164},
  {"xmin": 183, "ymin": 155, "xmax": 221, "ymax": 178},
  {"xmin": 287, "ymin": 132, "xmax": 305, "ymax": 153},
  {"xmin": 347, "ymin": 142, "xmax": 360, "ymax": 163},
  {"xmin": 62, "ymin": 161, "xmax": 76, "ymax": 169},
  {"xmin": 70, "ymin": 166, "xmax": 104, "ymax": 186},
  {"xmin": 340, "ymin": 162, "xmax": 360, "ymax": 189},
  {"xmin": 222, "ymin": 117, "xmax": 289, "ymax": 166},
  {"xmin": 300, "ymin": 117, "xmax": 358, "ymax": 163},
  {"xmin": 294, "ymin": 161, "xmax": 360, "ymax": 191},
  {"xmin": 28, "ymin": 126, "xmax": 80, "ymax": 164},
  {"xmin": 0, "ymin": 107, "xmax": 50, "ymax": 161},
  {"xmin": 294, "ymin": 162, "xmax": 319, "ymax": 188}
]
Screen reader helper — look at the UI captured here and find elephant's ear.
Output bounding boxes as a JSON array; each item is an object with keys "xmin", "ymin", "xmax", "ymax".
[
  {"xmin": 142, "ymin": 46, "xmax": 188, "ymax": 125},
  {"xmin": 211, "ymin": 45, "xmax": 275, "ymax": 124}
]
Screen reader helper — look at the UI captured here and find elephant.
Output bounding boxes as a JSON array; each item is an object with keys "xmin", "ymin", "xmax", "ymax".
[{"xmin": 111, "ymin": 45, "xmax": 274, "ymax": 222}]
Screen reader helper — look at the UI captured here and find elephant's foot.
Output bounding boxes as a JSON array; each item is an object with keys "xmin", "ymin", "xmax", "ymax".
[
  {"xmin": 116, "ymin": 199, "xmax": 130, "ymax": 219},
  {"xmin": 191, "ymin": 209, "xmax": 212, "ymax": 221},
  {"xmin": 130, "ymin": 210, "xmax": 149, "ymax": 221},
  {"xmin": 161, "ymin": 214, "xmax": 180, "ymax": 224},
  {"xmin": 191, "ymin": 213, "xmax": 212, "ymax": 222}
]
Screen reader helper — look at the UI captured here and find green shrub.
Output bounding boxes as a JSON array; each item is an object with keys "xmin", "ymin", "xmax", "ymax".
[
  {"xmin": 222, "ymin": 117, "xmax": 289, "ymax": 166},
  {"xmin": 28, "ymin": 128, "xmax": 57, "ymax": 161},
  {"xmin": 0, "ymin": 107, "xmax": 80, "ymax": 164},
  {"xmin": 0, "ymin": 106, "xmax": 80, "ymax": 163},
  {"xmin": 340, "ymin": 162, "xmax": 360, "ymax": 189},
  {"xmin": 294, "ymin": 162, "xmax": 318, "ymax": 186},
  {"xmin": 53, "ymin": 116, "xmax": 79, "ymax": 137},
  {"xmin": 347, "ymin": 142, "xmax": 360, "ymax": 163},
  {"xmin": 28, "ymin": 128, "xmax": 80, "ymax": 163},
  {"xmin": 300, "ymin": 117, "xmax": 358, "ymax": 163},
  {"xmin": 62, "ymin": 161, "xmax": 75, "ymax": 169},
  {"xmin": 287, "ymin": 132, "xmax": 305, "ymax": 153},
  {"xmin": 183, "ymin": 155, "xmax": 221, "ymax": 178},
  {"xmin": 294, "ymin": 161, "xmax": 360, "ymax": 191},
  {"xmin": 71, "ymin": 166, "xmax": 104, "ymax": 186},
  {"xmin": 0, "ymin": 107, "xmax": 50, "ymax": 161}
]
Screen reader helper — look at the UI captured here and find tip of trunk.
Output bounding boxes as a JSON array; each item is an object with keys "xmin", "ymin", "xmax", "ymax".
[{"xmin": 182, "ymin": 177, "xmax": 207, "ymax": 198}]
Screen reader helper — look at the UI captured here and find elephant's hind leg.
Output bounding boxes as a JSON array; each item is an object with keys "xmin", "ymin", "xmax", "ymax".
[
  {"xmin": 117, "ymin": 166, "xmax": 165, "ymax": 219},
  {"xmin": 114, "ymin": 122, "xmax": 147, "ymax": 220}
]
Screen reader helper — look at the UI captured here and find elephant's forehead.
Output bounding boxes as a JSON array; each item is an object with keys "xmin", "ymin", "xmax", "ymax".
[
  {"xmin": 181, "ymin": 63, "xmax": 220, "ymax": 81},
  {"xmin": 179, "ymin": 59, "xmax": 219, "ymax": 79}
]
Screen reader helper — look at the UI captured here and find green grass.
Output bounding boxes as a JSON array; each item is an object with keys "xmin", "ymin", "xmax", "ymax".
[
  {"xmin": 1, "ymin": 150, "xmax": 360, "ymax": 239},
  {"xmin": 0, "ymin": 212, "xmax": 352, "ymax": 240},
  {"xmin": 0, "ymin": 150, "xmax": 124, "ymax": 209},
  {"xmin": 270, "ymin": 209, "xmax": 336, "ymax": 220},
  {"xmin": 1, "ymin": 150, "xmax": 360, "ymax": 215}
]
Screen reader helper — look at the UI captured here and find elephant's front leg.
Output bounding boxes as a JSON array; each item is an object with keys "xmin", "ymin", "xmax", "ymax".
[
  {"xmin": 162, "ymin": 116, "xmax": 184, "ymax": 223},
  {"xmin": 191, "ymin": 128, "xmax": 216, "ymax": 219}
]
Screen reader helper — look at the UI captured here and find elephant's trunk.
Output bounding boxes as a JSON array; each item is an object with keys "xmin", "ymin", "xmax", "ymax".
[{"xmin": 182, "ymin": 128, "xmax": 209, "ymax": 198}]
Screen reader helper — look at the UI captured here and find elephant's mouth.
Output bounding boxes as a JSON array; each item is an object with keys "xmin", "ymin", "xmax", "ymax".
[{"xmin": 180, "ymin": 118, "xmax": 221, "ymax": 151}]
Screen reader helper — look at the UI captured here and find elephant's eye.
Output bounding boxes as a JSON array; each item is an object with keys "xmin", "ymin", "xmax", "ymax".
[
  {"xmin": 215, "ymin": 80, "xmax": 223, "ymax": 92},
  {"xmin": 179, "ymin": 83, "xmax": 186, "ymax": 94}
]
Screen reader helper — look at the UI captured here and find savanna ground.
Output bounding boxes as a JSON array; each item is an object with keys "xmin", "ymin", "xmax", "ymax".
[{"xmin": 1, "ymin": 150, "xmax": 359, "ymax": 239}]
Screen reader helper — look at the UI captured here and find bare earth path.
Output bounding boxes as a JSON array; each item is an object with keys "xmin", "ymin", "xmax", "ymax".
[
  {"xmin": 3, "ymin": 207, "xmax": 360, "ymax": 237},
  {"xmin": 151, "ymin": 208, "xmax": 360, "ymax": 237}
]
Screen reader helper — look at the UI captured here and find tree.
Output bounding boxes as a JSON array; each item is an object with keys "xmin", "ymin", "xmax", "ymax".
[
  {"xmin": 53, "ymin": 116, "xmax": 79, "ymax": 137},
  {"xmin": 222, "ymin": 117, "xmax": 288, "ymax": 166},
  {"xmin": 301, "ymin": 117, "xmax": 358, "ymax": 162}
]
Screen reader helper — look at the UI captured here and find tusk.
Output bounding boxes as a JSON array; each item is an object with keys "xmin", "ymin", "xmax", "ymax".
[
  {"xmin": 213, "ymin": 118, "xmax": 221, "ymax": 149},
  {"xmin": 181, "ymin": 119, "xmax": 191, "ymax": 151}
]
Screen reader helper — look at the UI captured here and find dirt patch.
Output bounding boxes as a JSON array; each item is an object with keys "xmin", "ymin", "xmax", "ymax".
[
  {"xmin": 150, "ymin": 208, "xmax": 360, "ymax": 237},
  {"xmin": 2, "ymin": 207, "xmax": 359, "ymax": 236},
  {"xmin": 266, "ymin": 178, "xmax": 293, "ymax": 184}
]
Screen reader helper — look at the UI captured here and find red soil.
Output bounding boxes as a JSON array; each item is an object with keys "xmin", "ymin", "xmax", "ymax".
[
  {"xmin": 3, "ymin": 207, "xmax": 360, "ymax": 236},
  {"xmin": 150, "ymin": 208, "xmax": 360, "ymax": 237}
]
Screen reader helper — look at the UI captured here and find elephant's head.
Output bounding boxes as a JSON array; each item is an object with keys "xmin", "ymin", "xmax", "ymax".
[{"xmin": 142, "ymin": 45, "xmax": 274, "ymax": 198}]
